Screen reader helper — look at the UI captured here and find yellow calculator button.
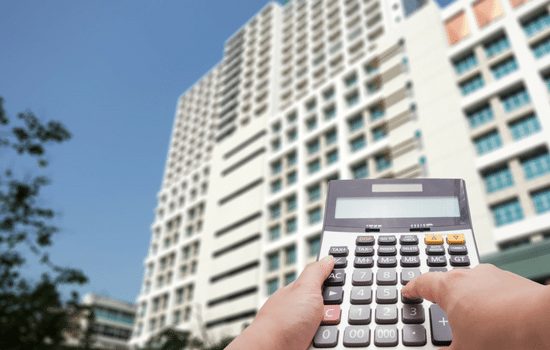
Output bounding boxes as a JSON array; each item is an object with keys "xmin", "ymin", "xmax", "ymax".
[
  {"xmin": 424, "ymin": 234, "xmax": 444, "ymax": 245},
  {"xmin": 447, "ymin": 234, "xmax": 465, "ymax": 245}
]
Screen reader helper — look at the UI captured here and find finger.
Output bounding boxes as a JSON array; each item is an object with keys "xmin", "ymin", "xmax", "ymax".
[
  {"xmin": 402, "ymin": 272, "xmax": 447, "ymax": 305},
  {"xmin": 296, "ymin": 255, "xmax": 334, "ymax": 290}
]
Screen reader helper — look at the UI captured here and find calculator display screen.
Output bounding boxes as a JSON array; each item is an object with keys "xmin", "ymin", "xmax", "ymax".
[{"xmin": 334, "ymin": 196, "xmax": 460, "ymax": 219}]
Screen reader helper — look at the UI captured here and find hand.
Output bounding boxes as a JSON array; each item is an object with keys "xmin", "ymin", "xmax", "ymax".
[
  {"xmin": 402, "ymin": 264, "xmax": 550, "ymax": 350},
  {"xmin": 226, "ymin": 255, "xmax": 334, "ymax": 350}
]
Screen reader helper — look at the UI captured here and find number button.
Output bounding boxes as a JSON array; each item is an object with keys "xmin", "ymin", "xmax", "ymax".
[
  {"xmin": 402, "ymin": 304, "xmax": 425, "ymax": 324},
  {"xmin": 324, "ymin": 269, "xmax": 346, "ymax": 286},
  {"xmin": 400, "ymin": 245, "xmax": 419, "ymax": 256},
  {"xmin": 424, "ymin": 234, "xmax": 444, "ymax": 245},
  {"xmin": 427, "ymin": 256, "xmax": 447, "ymax": 267},
  {"xmin": 450, "ymin": 255, "xmax": 470, "ymax": 267},
  {"xmin": 323, "ymin": 287, "xmax": 343, "ymax": 305},
  {"xmin": 377, "ymin": 256, "xmax": 397, "ymax": 267},
  {"xmin": 343, "ymin": 326, "xmax": 370, "ymax": 347},
  {"xmin": 401, "ymin": 268, "xmax": 421, "ymax": 285},
  {"xmin": 376, "ymin": 269, "xmax": 397, "ymax": 285},
  {"xmin": 313, "ymin": 326, "xmax": 339, "ymax": 348},
  {"xmin": 322, "ymin": 305, "xmax": 341, "ymax": 325},
  {"xmin": 350, "ymin": 286, "xmax": 372, "ymax": 305},
  {"xmin": 401, "ymin": 290, "xmax": 423, "ymax": 304},
  {"xmin": 354, "ymin": 256, "xmax": 374, "ymax": 268},
  {"xmin": 355, "ymin": 246, "xmax": 374, "ymax": 256},
  {"xmin": 375, "ymin": 287, "xmax": 398, "ymax": 304},
  {"xmin": 356, "ymin": 235, "xmax": 375, "ymax": 245},
  {"xmin": 374, "ymin": 326, "xmax": 398, "ymax": 346},
  {"xmin": 400, "ymin": 235, "xmax": 418, "ymax": 245},
  {"xmin": 329, "ymin": 246, "xmax": 348, "ymax": 257},
  {"xmin": 378, "ymin": 235, "xmax": 397, "ymax": 245},
  {"xmin": 348, "ymin": 305, "xmax": 371, "ymax": 325},
  {"xmin": 402, "ymin": 324, "xmax": 427, "ymax": 346},
  {"xmin": 400, "ymin": 255, "xmax": 420, "ymax": 267},
  {"xmin": 352, "ymin": 269, "xmax": 373, "ymax": 286},
  {"xmin": 375, "ymin": 305, "xmax": 398, "ymax": 324},
  {"xmin": 429, "ymin": 304, "xmax": 452, "ymax": 346}
]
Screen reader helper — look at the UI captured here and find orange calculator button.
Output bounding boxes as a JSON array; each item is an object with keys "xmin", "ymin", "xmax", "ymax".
[
  {"xmin": 424, "ymin": 234, "xmax": 444, "ymax": 245},
  {"xmin": 447, "ymin": 234, "xmax": 465, "ymax": 245},
  {"xmin": 322, "ymin": 305, "xmax": 341, "ymax": 325}
]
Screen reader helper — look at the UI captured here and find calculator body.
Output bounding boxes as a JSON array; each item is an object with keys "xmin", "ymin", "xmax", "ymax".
[{"xmin": 311, "ymin": 179, "xmax": 480, "ymax": 349}]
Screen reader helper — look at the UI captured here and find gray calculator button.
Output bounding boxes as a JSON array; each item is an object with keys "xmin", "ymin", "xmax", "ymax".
[
  {"xmin": 427, "ymin": 256, "xmax": 447, "ymax": 267},
  {"xmin": 356, "ymin": 235, "xmax": 375, "ymax": 245},
  {"xmin": 400, "ymin": 235, "xmax": 418, "ymax": 245},
  {"xmin": 329, "ymin": 246, "xmax": 349, "ymax": 257},
  {"xmin": 426, "ymin": 245, "xmax": 445, "ymax": 255},
  {"xmin": 401, "ymin": 268, "xmax": 421, "ymax": 285},
  {"xmin": 377, "ymin": 256, "xmax": 397, "ymax": 267},
  {"xmin": 350, "ymin": 286, "xmax": 372, "ymax": 304},
  {"xmin": 402, "ymin": 304, "xmax": 425, "ymax": 324},
  {"xmin": 400, "ymin": 256, "xmax": 420, "ymax": 267},
  {"xmin": 313, "ymin": 326, "xmax": 339, "ymax": 348},
  {"xmin": 354, "ymin": 256, "xmax": 374, "ymax": 268},
  {"xmin": 400, "ymin": 245, "xmax": 419, "ymax": 256},
  {"xmin": 374, "ymin": 326, "xmax": 398, "ymax": 346},
  {"xmin": 376, "ymin": 269, "xmax": 397, "ymax": 285},
  {"xmin": 333, "ymin": 256, "xmax": 347, "ymax": 268},
  {"xmin": 323, "ymin": 287, "xmax": 343, "ymax": 304},
  {"xmin": 378, "ymin": 235, "xmax": 397, "ymax": 245},
  {"xmin": 377, "ymin": 246, "xmax": 397, "ymax": 256},
  {"xmin": 343, "ymin": 326, "xmax": 370, "ymax": 347},
  {"xmin": 448, "ymin": 245, "xmax": 468, "ymax": 255},
  {"xmin": 401, "ymin": 290, "xmax": 423, "ymax": 304},
  {"xmin": 352, "ymin": 269, "xmax": 373, "ymax": 286},
  {"xmin": 324, "ymin": 269, "xmax": 346, "ymax": 286},
  {"xmin": 376, "ymin": 287, "xmax": 398, "ymax": 304},
  {"xmin": 403, "ymin": 324, "xmax": 427, "ymax": 346},
  {"xmin": 430, "ymin": 304, "xmax": 452, "ymax": 346},
  {"xmin": 375, "ymin": 305, "xmax": 398, "ymax": 324},
  {"xmin": 450, "ymin": 255, "xmax": 470, "ymax": 266},
  {"xmin": 429, "ymin": 267, "xmax": 448, "ymax": 272},
  {"xmin": 355, "ymin": 246, "xmax": 374, "ymax": 256},
  {"xmin": 348, "ymin": 305, "xmax": 371, "ymax": 325}
]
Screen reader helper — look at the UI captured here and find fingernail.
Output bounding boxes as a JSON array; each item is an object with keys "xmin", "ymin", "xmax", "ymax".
[{"xmin": 322, "ymin": 255, "xmax": 334, "ymax": 262}]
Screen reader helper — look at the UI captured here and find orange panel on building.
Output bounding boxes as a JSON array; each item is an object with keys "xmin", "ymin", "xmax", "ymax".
[
  {"xmin": 445, "ymin": 11, "xmax": 471, "ymax": 45},
  {"xmin": 473, "ymin": 0, "xmax": 504, "ymax": 28},
  {"xmin": 509, "ymin": 0, "xmax": 529, "ymax": 8}
]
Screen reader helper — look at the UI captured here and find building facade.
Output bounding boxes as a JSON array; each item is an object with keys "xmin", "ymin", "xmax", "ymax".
[{"xmin": 130, "ymin": 0, "xmax": 550, "ymax": 346}]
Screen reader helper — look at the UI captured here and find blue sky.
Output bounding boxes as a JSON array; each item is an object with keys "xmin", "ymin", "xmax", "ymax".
[{"xmin": 1, "ymin": 0, "xmax": 454, "ymax": 303}]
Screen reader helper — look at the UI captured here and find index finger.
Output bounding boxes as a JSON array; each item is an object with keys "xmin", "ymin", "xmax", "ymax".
[{"xmin": 402, "ymin": 272, "xmax": 448, "ymax": 306}]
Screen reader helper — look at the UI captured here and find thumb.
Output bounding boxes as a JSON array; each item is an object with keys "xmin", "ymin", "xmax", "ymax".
[
  {"xmin": 402, "ymin": 272, "xmax": 448, "ymax": 306},
  {"xmin": 296, "ymin": 255, "xmax": 334, "ymax": 290}
]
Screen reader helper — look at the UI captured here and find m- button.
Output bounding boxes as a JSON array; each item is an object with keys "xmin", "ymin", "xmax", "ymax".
[
  {"xmin": 322, "ymin": 305, "xmax": 341, "ymax": 325},
  {"xmin": 447, "ymin": 234, "xmax": 465, "ymax": 245},
  {"xmin": 424, "ymin": 234, "xmax": 444, "ymax": 245}
]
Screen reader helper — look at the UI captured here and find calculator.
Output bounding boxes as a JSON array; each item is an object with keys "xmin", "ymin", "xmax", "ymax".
[{"xmin": 310, "ymin": 179, "xmax": 480, "ymax": 349}]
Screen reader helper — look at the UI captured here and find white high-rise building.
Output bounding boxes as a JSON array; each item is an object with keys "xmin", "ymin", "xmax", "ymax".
[{"xmin": 130, "ymin": 0, "xmax": 550, "ymax": 346}]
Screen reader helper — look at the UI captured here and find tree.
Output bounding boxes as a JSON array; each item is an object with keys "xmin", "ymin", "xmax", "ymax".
[{"xmin": 0, "ymin": 97, "xmax": 88, "ymax": 349}]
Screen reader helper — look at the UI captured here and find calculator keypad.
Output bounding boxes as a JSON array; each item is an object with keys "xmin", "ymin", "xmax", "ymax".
[{"xmin": 313, "ymin": 231, "xmax": 475, "ymax": 349}]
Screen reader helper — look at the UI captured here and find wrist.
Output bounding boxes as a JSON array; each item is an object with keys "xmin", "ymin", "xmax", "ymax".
[{"xmin": 521, "ymin": 286, "xmax": 550, "ymax": 349}]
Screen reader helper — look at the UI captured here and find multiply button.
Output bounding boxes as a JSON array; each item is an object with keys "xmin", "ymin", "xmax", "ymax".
[
  {"xmin": 323, "ymin": 287, "xmax": 343, "ymax": 305},
  {"xmin": 356, "ymin": 235, "xmax": 375, "ymax": 245},
  {"xmin": 329, "ymin": 246, "xmax": 349, "ymax": 256},
  {"xmin": 447, "ymin": 233, "xmax": 465, "ymax": 245},
  {"xmin": 424, "ymin": 234, "xmax": 444, "ymax": 245},
  {"xmin": 322, "ymin": 305, "xmax": 341, "ymax": 325},
  {"xmin": 324, "ymin": 269, "xmax": 346, "ymax": 286}
]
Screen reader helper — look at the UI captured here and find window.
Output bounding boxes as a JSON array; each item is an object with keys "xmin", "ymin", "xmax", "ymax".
[
  {"xmin": 306, "ymin": 99, "xmax": 317, "ymax": 111},
  {"xmin": 287, "ymin": 128, "xmax": 298, "ymax": 142},
  {"xmin": 484, "ymin": 35, "xmax": 510, "ymax": 58},
  {"xmin": 509, "ymin": 114, "xmax": 541, "ymax": 140},
  {"xmin": 271, "ymin": 138, "xmax": 281, "ymax": 151},
  {"xmin": 307, "ymin": 159, "xmax": 321, "ymax": 174},
  {"xmin": 326, "ymin": 150, "xmax": 338, "ymax": 165},
  {"xmin": 287, "ymin": 151, "xmax": 297, "ymax": 166},
  {"xmin": 491, "ymin": 199, "xmax": 524, "ymax": 226},
  {"xmin": 466, "ymin": 104, "xmax": 493, "ymax": 128},
  {"xmin": 287, "ymin": 111, "xmax": 297, "ymax": 123},
  {"xmin": 267, "ymin": 278, "xmax": 279, "ymax": 295},
  {"xmin": 453, "ymin": 52, "xmax": 477, "ymax": 74},
  {"xmin": 521, "ymin": 150, "xmax": 550, "ymax": 179},
  {"xmin": 351, "ymin": 162, "xmax": 368, "ymax": 179},
  {"xmin": 482, "ymin": 166, "xmax": 514, "ymax": 193},
  {"xmin": 271, "ymin": 160, "xmax": 282, "ymax": 175},
  {"xmin": 344, "ymin": 73, "xmax": 358, "ymax": 87},
  {"xmin": 307, "ymin": 139, "xmax": 320, "ymax": 155},
  {"xmin": 324, "ymin": 105, "xmax": 336, "ymax": 120},
  {"xmin": 308, "ymin": 207, "xmax": 322, "ymax": 224},
  {"xmin": 287, "ymin": 171, "xmax": 297, "ymax": 185},
  {"xmin": 270, "ymin": 179, "xmax": 282, "ymax": 193},
  {"xmin": 285, "ymin": 245, "xmax": 296, "ymax": 265},
  {"xmin": 269, "ymin": 203, "xmax": 281, "ymax": 219},
  {"xmin": 544, "ymin": 74, "xmax": 550, "ymax": 91},
  {"xmin": 269, "ymin": 225, "xmax": 281, "ymax": 240},
  {"xmin": 350, "ymin": 135, "xmax": 366, "ymax": 152},
  {"xmin": 522, "ymin": 11, "xmax": 550, "ymax": 37},
  {"xmin": 325, "ymin": 129, "xmax": 337, "ymax": 145},
  {"xmin": 284, "ymin": 272, "xmax": 297, "ymax": 285},
  {"xmin": 375, "ymin": 153, "xmax": 391, "ymax": 171},
  {"xmin": 307, "ymin": 235, "xmax": 321, "ymax": 257},
  {"xmin": 532, "ymin": 187, "xmax": 550, "ymax": 214},
  {"xmin": 491, "ymin": 57, "xmax": 518, "ymax": 79},
  {"xmin": 272, "ymin": 121, "xmax": 281, "ymax": 133},
  {"xmin": 366, "ymin": 80, "xmax": 381, "ymax": 94},
  {"xmin": 474, "ymin": 130, "xmax": 502, "ymax": 155},
  {"xmin": 501, "ymin": 88, "xmax": 530, "ymax": 112},
  {"xmin": 306, "ymin": 116, "xmax": 317, "ymax": 131},
  {"xmin": 348, "ymin": 114, "xmax": 364, "ymax": 132},
  {"xmin": 372, "ymin": 126, "xmax": 387, "ymax": 141},
  {"xmin": 459, "ymin": 74, "xmax": 484, "ymax": 95},
  {"xmin": 286, "ymin": 217, "xmax": 297, "ymax": 234},
  {"xmin": 267, "ymin": 252, "xmax": 279, "ymax": 271},
  {"xmin": 369, "ymin": 104, "xmax": 385, "ymax": 121},
  {"xmin": 286, "ymin": 195, "xmax": 297, "ymax": 212},
  {"xmin": 346, "ymin": 91, "xmax": 359, "ymax": 106},
  {"xmin": 532, "ymin": 36, "xmax": 550, "ymax": 58},
  {"xmin": 307, "ymin": 184, "xmax": 321, "ymax": 202},
  {"xmin": 323, "ymin": 88, "xmax": 335, "ymax": 100}
]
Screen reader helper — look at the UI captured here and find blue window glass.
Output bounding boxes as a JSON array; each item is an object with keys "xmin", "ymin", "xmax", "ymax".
[
  {"xmin": 269, "ymin": 203, "xmax": 281, "ymax": 219},
  {"xmin": 270, "ymin": 179, "xmax": 282, "ymax": 193},
  {"xmin": 287, "ymin": 128, "xmax": 297, "ymax": 142},
  {"xmin": 285, "ymin": 245, "xmax": 296, "ymax": 265},
  {"xmin": 484, "ymin": 35, "xmax": 510, "ymax": 58},
  {"xmin": 307, "ymin": 139, "xmax": 320, "ymax": 155},
  {"xmin": 375, "ymin": 154, "xmax": 391, "ymax": 171},
  {"xmin": 271, "ymin": 160, "xmax": 282, "ymax": 175},
  {"xmin": 286, "ymin": 217, "xmax": 297, "ymax": 234},
  {"xmin": 271, "ymin": 122, "xmax": 281, "ymax": 133},
  {"xmin": 306, "ymin": 100, "xmax": 316, "ymax": 112},
  {"xmin": 286, "ymin": 195, "xmax": 297, "ymax": 212},
  {"xmin": 364, "ymin": 63, "xmax": 379, "ymax": 75},
  {"xmin": 284, "ymin": 272, "xmax": 296, "ymax": 285},
  {"xmin": 459, "ymin": 74, "xmax": 484, "ymax": 95},
  {"xmin": 509, "ymin": 114, "xmax": 541, "ymax": 140},
  {"xmin": 269, "ymin": 225, "xmax": 280, "ymax": 240},
  {"xmin": 286, "ymin": 171, "xmax": 297, "ymax": 185},
  {"xmin": 308, "ymin": 235, "xmax": 321, "ymax": 257},
  {"xmin": 544, "ymin": 74, "xmax": 550, "ymax": 91},
  {"xmin": 271, "ymin": 138, "xmax": 281, "ymax": 151},
  {"xmin": 351, "ymin": 162, "xmax": 368, "ymax": 179},
  {"xmin": 521, "ymin": 151, "xmax": 550, "ymax": 180},
  {"xmin": 287, "ymin": 111, "xmax": 297, "ymax": 123},
  {"xmin": 325, "ymin": 129, "xmax": 337, "ymax": 145},
  {"xmin": 287, "ymin": 151, "xmax": 297, "ymax": 166},
  {"xmin": 306, "ymin": 117, "xmax": 317, "ymax": 131},
  {"xmin": 350, "ymin": 135, "xmax": 366, "ymax": 152},
  {"xmin": 453, "ymin": 52, "xmax": 478, "ymax": 74},
  {"xmin": 324, "ymin": 105, "xmax": 336, "ymax": 120},
  {"xmin": 323, "ymin": 88, "xmax": 335, "ymax": 100},
  {"xmin": 345, "ymin": 73, "xmax": 358, "ymax": 87},
  {"xmin": 348, "ymin": 114, "xmax": 364, "ymax": 132},
  {"xmin": 267, "ymin": 278, "xmax": 279, "ymax": 295},
  {"xmin": 326, "ymin": 150, "xmax": 339, "ymax": 165},
  {"xmin": 501, "ymin": 88, "xmax": 530, "ymax": 112},
  {"xmin": 372, "ymin": 126, "xmax": 387, "ymax": 141},
  {"xmin": 483, "ymin": 166, "xmax": 514, "ymax": 193},
  {"xmin": 491, "ymin": 199, "xmax": 524, "ymax": 226},
  {"xmin": 346, "ymin": 91, "xmax": 360, "ymax": 107},
  {"xmin": 532, "ymin": 36, "xmax": 550, "ymax": 58},
  {"xmin": 308, "ymin": 207, "xmax": 322, "ymax": 224},
  {"xmin": 370, "ymin": 105, "xmax": 385, "ymax": 121},
  {"xmin": 491, "ymin": 57, "xmax": 518, "ymax": 79},
  {"xmin": 466, "ymin": 104, "xmax": 494, "ymax": 128},
  {"xmin": 532, "ymin": 187, "xmax": 550, "ymax": 214},
  {"xmin": 474, "ymin": 130, "xmax": 502, "ymax": 155},
  {"xmin": 522, "ymin": 11, "xmax": 550, "ymax": 37},
  {"xmin": 366, "ymin": 80, "xmax": 381, "ymax": 94},
  {"xmin": 307, "ymin": 159, "xmax": 321, "ymax": 174},
  {"xmin": 267, "ymin": 252, "xmax": 279, "ymax": 271},
  {"xmin": 307, "ymin": 184, "xmax": 321, "ymax": 202}
]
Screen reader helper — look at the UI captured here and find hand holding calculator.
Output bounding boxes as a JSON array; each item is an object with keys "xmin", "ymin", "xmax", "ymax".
[{"xmin": 311, "ymin": 179, "xmax": 480, "ymax": 349}]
